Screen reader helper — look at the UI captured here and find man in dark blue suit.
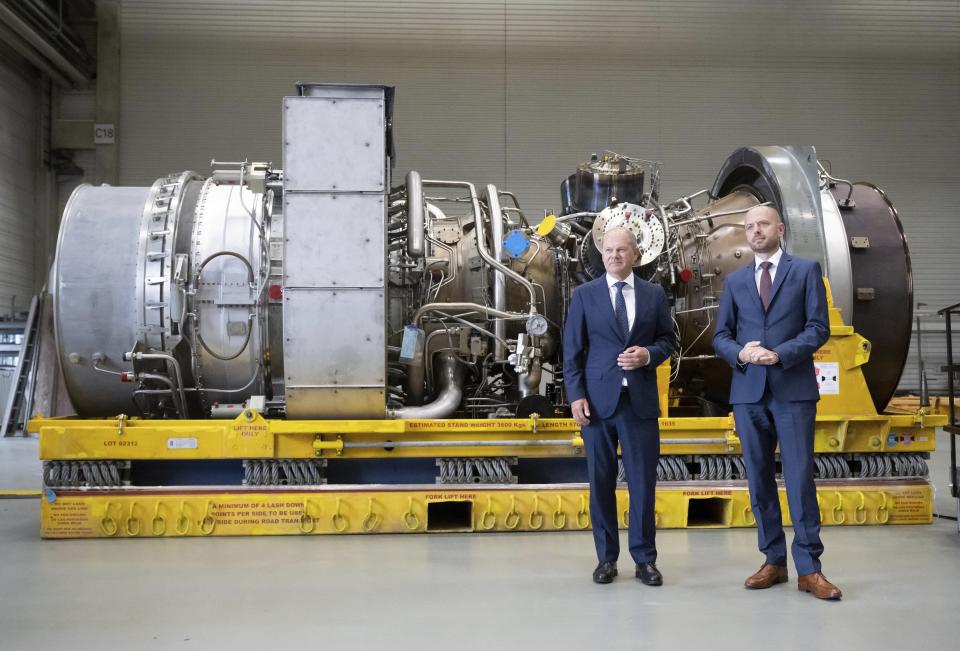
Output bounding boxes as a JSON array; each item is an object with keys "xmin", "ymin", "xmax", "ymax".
[
  {"xmin": 563, "ymin": 227, "xmax": 675, "ymax": 586},
  {"xmin": 713, "ymin": 205, "xmax": 842, "ymax": 600}
]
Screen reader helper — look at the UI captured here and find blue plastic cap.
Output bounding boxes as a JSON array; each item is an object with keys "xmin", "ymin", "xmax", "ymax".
[{"xmin": 503, "ymin": 229, "xmax": 530, "ymax": 258}]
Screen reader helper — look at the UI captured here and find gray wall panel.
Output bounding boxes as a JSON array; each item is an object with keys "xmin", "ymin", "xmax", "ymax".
[
  {"xmin": 0, "ymin": 49, "xmax": 39, "ymax": 316},
  {"xmin": 118, "ymin": 0, "xmax": 959, "ymax": 396}
]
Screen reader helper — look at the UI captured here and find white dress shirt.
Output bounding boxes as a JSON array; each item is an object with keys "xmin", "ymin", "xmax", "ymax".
[
  {"xmin": 754, "ymin": 247, "xmax": 783, "ymax": 292},
  {"xmin": 606, "ymin": 273, "xmax": 641, "ymax": 382}
]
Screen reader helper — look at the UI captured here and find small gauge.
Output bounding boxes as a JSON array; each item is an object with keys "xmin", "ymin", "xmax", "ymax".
[{"xmin": 526, "ymin": 314, "xmax": 550, "ymax": 336}]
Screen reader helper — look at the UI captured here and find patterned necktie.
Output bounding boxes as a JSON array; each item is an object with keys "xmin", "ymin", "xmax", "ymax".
[
  {"xmin": 614, "ymin": 281, "xmax": 630, "ymax": 338},
  {"xmin": 759, "ymin": 261, "xmax": 773, "ymax": 311}
]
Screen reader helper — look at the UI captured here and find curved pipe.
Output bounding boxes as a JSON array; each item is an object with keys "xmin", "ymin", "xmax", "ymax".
[
  {"xmin": 498, "ymin": 191, "xmax": 530, "ymax": 229},
  {"xmin": 518, "ymin": 360, "xmax": 542, "ymax": 399},
  {"xmin": 191, "ymin": 250, "xmax": 259, "ymax": 361},
  {"xmin": 413, "ymin": 302, "xmax": 526, "ymax": 327},
  {"xmin": 422, "ymin": 179, "xmax": 537, "ymax": 312},
  {"xmin": 196, "ymin": 313, "xmax": 255, "ymax": 362},
  {"xmin": 486, "ymin": 185, "xmax": 508, "ymax": 361},
  {"xmin": 136, "ymin": 373, "xmax": 186, "ymax": 419},
  {"xmin": 405, "ymin": 362, "xmax": 425, "ymax": 406},
  {"xmin": 426, "ymin": 202, "xmax": 448, "ymax": 222},
  {"xmin": 127, "ymin": 352, "xmax": 189, "ymax": 419},
  {"xmin": 424, "ymin": 203, "xmax": 458, "ymax": 295},
  {"xmin": 390, "ymin": 353, "xmax": 463, "ymax": 419},
  {"xmin": 406, "ymin": 171, "xmax": 425, "ymax": 258},
  {"xmin": 195, "ymin": 251, "xmax": 255, "ymax": 286}
]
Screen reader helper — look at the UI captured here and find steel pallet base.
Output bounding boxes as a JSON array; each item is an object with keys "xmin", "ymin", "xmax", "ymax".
[{"xmin": 40, "ymin": 479, "xmax": 931, "ymax": 538}]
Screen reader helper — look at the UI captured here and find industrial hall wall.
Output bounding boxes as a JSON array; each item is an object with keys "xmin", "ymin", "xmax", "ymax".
[
  {"xmin": 0, "ymin": 44, "xmax": 41, "ymax": 318},
  {"xmin": 116, "ymin": 0, "xmax": 960, "ymax": 394}
]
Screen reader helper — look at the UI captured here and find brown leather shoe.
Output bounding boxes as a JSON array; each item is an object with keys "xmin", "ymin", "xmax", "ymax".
[
  {"xmin": 744, "ymin": 563, "xmax": 788, "ymax": 589},
  {"xmin": 798, "ymin": 571, "xmax": 842, "ymax": 600}
]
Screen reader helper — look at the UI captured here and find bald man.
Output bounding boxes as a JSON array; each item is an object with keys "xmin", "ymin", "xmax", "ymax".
[
  {"xmin": 563, "ymin": 227, "xmax": 675, "ymax": 586},
  {"xmin": 713, "ymin": 206, "xmax": 841, "ymax": 600}
]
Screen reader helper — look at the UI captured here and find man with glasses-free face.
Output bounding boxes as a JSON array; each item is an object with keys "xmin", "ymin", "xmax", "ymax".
[
  {"xmin": 713, "ymin": 205, "xmax": 841, "ymax": 600},
  {"xmin": 563, "ymin": 227, "xmax": 675, "ymax": 586}
]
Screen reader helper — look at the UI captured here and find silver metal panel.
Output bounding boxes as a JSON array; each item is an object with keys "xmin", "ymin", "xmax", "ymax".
[
  {"xmin": 282, "ymin": 96, "xmax": 386, "ymax": 192},
  {"xmin": 218, "ymin": 272, "xmax": 256, "ymax": 306},
  {"xmin": 283, "ymin": 193, "xmax": 385, "ymax": 288},
  {"xmin": 53, "ymin": 185, "xmax": 148, "ymax": 416},
  {"xmin": 297, "ymin": 84, "xmax": 386, "ymax": 100},
  {"xmin": 820, "ymin": 190, "xmax": 854, "ymax": 322},
  {"xmin": 190, "ymin": 181, "xmax": 265, "ymax": 402},
  {"xmin": 283, "ymin": 289, "xmax": 384, "ymax": 384},
  {"xmin": 283, "ymin": 288, "xmax": 385, "ymax": 418},
  {"xmin": 286, "ymin": 387, "xmax": 386, "ymax": 420},
  {"xmin": 752, "ymin": 145, "xmax": 827, "ymax": 268},
  {"xmin": 282, "ymin": 84, "xmax": 388, "ymax": 419}
]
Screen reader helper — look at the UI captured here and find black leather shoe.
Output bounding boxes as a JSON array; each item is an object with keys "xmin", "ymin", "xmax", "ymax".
[
  {"xmin": 635, "ymin": 562, "xmax": 663, "ymax": 586},
  {"xmin": 592, "ymin": 561, "xmax": 618, "ymax": 584}
]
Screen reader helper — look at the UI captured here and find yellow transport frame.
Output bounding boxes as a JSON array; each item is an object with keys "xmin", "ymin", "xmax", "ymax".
[
  {"xmin": 39, "ymin": 481, "xmax": 932, "ymax": 538},
  {"xmin": 30, "ymin": 288, "xmax": 945, "ymax": 538},
  {"xmin": 32, "ymin": 404, "xmax": 943, "ymax": 539}
]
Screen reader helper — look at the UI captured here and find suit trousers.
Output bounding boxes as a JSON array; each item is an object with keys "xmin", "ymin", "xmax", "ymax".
[
  {"xmin": 733, "ymin": 388, "xmax": 824, "ymax": 575},
  {"xmin": 583, "ymin": 390, "xmax": 659, "ymax": 564}
]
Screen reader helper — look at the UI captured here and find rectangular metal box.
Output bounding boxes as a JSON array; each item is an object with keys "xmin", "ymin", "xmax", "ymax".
[{"xmin": 281, "ymin": 84, "xmax": 392, "ymax": 419}]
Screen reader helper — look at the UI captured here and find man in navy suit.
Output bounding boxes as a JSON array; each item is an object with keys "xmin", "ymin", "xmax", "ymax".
[
  {"xmin": 563, "ymin": 227, "xmax": 675, "ymax": 586},
  {"xmin": 713, "ymin": 205, "xmax": 842, "ymax": 600}
]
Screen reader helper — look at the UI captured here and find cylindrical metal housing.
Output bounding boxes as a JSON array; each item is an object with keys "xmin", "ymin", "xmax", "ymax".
[
  {"xmin": 189, "ymin": 180, "xmax": 268, "ymax": 406},
  {"xmin": 561, "ymin": 155, "xmax": 645, "ymax": 214},
  {"xmin": 832, "ymin": 182, "xmax": 913, "ymax": 410},
  {"xmin": 54, "ymin": 184, "xmax": 151, "ymax": 416},
  {"xmin": 53, "ymin": 173, "xmax": 269, "ymax": 418},
  {"xmin": 672, "ymin": 147, "xmax": 912, "ymax": 411}
]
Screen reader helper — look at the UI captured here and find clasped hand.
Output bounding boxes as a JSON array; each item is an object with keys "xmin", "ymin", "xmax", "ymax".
[
  {"xmin": 738, "ymin": 341, "xmax": 779, "ymax": 365},
  {"xmin": 571, "ymin": 347, "xmax": 649, "ymax": 426},
  {"xmin": 617, "ymin": 345, "xmax": 649, "ymax": 371}
]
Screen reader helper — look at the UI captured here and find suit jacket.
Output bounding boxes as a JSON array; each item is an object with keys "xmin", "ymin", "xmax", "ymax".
[
  {"xmin": 563, "ymin": 275, "xmax": 675, "ymax": 420},
  {"xmin": 712, "ymin": 253, "xmax": 830, "ymax": 404}
]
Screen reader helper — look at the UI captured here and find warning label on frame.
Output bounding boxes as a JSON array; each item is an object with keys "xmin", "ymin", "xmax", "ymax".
[{"xmin": 816, "ymin": 361, "xmax": 839, "ymax": 395}]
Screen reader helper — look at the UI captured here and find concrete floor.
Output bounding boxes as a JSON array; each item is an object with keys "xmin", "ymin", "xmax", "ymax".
[
  {"xmin": 0, "ymin": 436, "xmax": 40, "ymax": 491},
  {"xmin": 1, "ymin": 433, "xmax": 958, "ymax": 650}
]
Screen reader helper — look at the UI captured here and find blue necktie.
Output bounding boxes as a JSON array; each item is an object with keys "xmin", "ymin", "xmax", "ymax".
[{"xmin": 614, "ymin": 281, "xmax": 629, "ymax": 338}]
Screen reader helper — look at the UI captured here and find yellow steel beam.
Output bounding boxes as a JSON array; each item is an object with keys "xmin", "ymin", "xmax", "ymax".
[
  {"xmin": 31, "ymin": 408, "xmax": 941, "ymax": 461},
  {"xmin": 39, "ymin": 480, "xmax": 931, "ymax": 538},
  {"xmin": 28, "ymin": 279, "xmax": 946, "ymax": 465}
]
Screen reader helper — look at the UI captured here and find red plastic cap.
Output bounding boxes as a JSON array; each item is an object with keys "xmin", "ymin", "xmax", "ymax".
[
  {"xmin": 120, "ymin": 371, "xmax": 131, "ymax": 382},
  {"xmin": 678, "ymin": 268, "xmax": 694, "ymax": 284},
  {"xmin": 268, "ymin": 284, "xmax": 283, "ymax": 300}
]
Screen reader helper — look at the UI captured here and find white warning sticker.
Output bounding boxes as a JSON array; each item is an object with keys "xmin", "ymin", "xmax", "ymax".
[
  {"xmin": 167, "ymin": 437, "xmax": 199, "ymax": 450},
  {"xmin": 816, "ymin": 361, "xmax": 840, "ymax": 395}
]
